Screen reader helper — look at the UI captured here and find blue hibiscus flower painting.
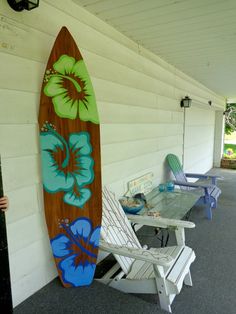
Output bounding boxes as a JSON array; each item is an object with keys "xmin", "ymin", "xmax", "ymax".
[
  {"xmin": 51, "ymin": 217, "xmax": 101, "ymax": 287},
  {"xmin": 40, "ymin": 123, "xmax": 94, "ymax": 208}
]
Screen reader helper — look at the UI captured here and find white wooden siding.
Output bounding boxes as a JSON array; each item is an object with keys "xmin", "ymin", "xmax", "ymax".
[{"xmin": 0, "ymin": 0, "xmax": 225, "ymax": 307}]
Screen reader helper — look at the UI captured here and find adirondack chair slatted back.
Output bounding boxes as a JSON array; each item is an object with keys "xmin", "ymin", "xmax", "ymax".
[
  {"xmin": 166, "ymin": 154, "xmax": 188, "ymax": 190},
  {"xmin": 101, "ymin": 187, "xmax": 142, "ymax": 274}
]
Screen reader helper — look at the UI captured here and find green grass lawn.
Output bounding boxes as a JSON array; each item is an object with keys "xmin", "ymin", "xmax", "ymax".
[{"xmin": 224, "ymin": 131, "xmax": 236, "ymax": 158}]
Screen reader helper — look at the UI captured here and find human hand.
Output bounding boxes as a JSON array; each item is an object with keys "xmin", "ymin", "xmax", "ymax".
[{"xmin": 0, "ymin": 196, "xmax": 9, "ymax": 212}]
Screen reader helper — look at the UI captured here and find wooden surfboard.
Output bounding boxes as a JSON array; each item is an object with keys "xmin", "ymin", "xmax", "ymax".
[
  {"xmin": 0, "ymin": 157, "xmax": 13, "ymax": 312},
  {"xmin": 38, "ymin": 27, "xmax": 102, "ymax": 287}
]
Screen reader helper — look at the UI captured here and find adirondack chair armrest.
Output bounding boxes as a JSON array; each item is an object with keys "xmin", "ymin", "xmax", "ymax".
[
  {"xmin": 173, "ymin": 180, "xmax": 213, "ymax": 190},
  {"xmin": 185, "ymin": 173, "xmax": 223, "ymax": 184},
  {"xmin": 127, "ymin": 214, "xmax": 195, "ymax": 229},
  {"xmin": 99, "ymin": 239, "xmax": 174, "ymax": 266}
]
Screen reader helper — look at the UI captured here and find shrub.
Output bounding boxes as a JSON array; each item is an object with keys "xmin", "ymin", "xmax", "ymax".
[{"xmin": 223, "ymin": 148, "xmax": 236, "ymax": 159}]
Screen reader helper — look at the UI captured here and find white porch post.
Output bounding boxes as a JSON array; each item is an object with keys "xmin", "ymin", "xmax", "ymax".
[{"xmin": 213, "ymin": 110, "xmax": 225, "ymax": 167}]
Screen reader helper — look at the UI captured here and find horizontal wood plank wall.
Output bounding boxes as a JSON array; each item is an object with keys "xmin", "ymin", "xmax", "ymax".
[{"xmin": 0, "ymin": 0, "xmax": 225, "ymax": 306}]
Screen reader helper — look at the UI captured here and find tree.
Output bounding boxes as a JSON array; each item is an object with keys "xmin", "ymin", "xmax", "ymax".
[{"xmin": 224, "ymin": 103, "xmax": 236, "ymax": 135}]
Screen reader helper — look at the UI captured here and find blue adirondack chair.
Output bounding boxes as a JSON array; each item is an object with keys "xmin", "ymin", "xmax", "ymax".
[{"xmin": 166, "ymin": 154, "xmax": 221, "ymax": 220}]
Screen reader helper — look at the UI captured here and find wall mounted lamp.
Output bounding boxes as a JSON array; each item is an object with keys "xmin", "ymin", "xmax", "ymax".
[
  {"xmin": 180, "ymin": 96, "xmax": 192, "ymax": 108},
  {"xmin": 208, "ymin": 100, "xmax": 212, "ymax": 106},
  {"xmin": 7, "ymin": 0, "xmax": 39, "ymax": 11}
]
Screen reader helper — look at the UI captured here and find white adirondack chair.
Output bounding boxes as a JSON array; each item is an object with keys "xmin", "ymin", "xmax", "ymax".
[{"xmin": 98, "ymin": 187, "xmax": 196, "ymax": 312}]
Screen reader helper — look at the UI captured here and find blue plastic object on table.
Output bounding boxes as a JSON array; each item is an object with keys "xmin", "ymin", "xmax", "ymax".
[
  {"xmin": 166, "ymin": 181, "xmax": 174, "ymax": 192},
  {"xmin": 158, "ymin": 184, "xmax": 166, "ymax": 192}
]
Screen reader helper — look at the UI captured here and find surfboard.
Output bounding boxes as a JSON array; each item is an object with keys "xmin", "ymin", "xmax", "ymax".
[
  {"xmin": 0, "ymin": 157, "xmax": 13, "ymax": 312},
  {"xmin": 38, "ymin": 27, "xmax": 102, "ymax": 287}
]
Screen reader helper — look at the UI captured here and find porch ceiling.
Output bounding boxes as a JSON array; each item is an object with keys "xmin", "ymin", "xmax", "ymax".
[{"xmin": 73, "ymin": 0, "xmax": 236, "ymax": 98}]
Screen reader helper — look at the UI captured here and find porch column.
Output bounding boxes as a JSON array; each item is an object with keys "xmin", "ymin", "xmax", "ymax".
[{"xmin": 213, "ymin": 110, "xmax": 225, "ymax": 167}]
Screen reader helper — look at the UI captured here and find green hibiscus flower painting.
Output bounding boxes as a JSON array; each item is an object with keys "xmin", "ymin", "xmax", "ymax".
[{"xmin": 44, "ymin": 54, "xmax": 99, "ymax": 124}]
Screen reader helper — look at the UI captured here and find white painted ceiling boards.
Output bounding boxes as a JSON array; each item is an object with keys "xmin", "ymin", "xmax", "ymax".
[{"xmin": 73, "ymin": 0, "xmax": 236, "ymax": 98}]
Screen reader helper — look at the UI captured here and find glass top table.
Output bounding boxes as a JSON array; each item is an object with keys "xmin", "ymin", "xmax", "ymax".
[{"xmin": 136, "ymin": 187, "xmax": 202, "ymax": 220}]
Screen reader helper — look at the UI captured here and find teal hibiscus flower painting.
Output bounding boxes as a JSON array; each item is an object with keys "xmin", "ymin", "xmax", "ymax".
[
  {"xmin": 51, "ymin": 217, "xmax": 101, "ymax": 286},
  {"xmin": 40, "ymin": 122, "xmax": 94, "ymax": 208},
  {"xmin": 43, "ymin": 54, "xmax": 99, "ymax": 124}
]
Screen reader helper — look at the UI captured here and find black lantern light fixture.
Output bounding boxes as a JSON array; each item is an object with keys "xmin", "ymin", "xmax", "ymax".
[
  {"xmin": 180, "ymin": 96, "xmax": 192, "ymax": 108},
  {"xmin": 7, "ymin": 0, "xmax": 39, "ymax": 11}
]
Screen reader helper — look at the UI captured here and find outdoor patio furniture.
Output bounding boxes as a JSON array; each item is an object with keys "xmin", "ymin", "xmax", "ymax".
[
  {"xmin": 166, "ymin": 154, "xmax": 221, "ymax": 220},
  {"xmin": 98, "ymin": 187, "xmax": 196, "ymax": 313}
]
